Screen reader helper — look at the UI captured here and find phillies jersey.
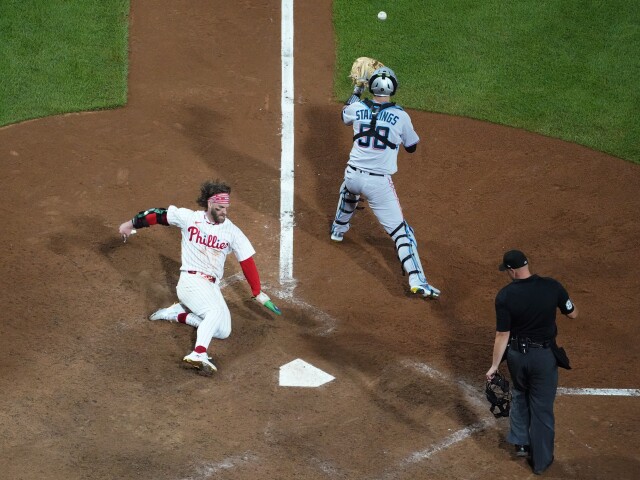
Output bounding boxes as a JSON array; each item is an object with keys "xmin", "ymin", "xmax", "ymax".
[
  {"xmin": 342, "ymin": 100, "xmax": 419, "ymax": 175},
  {"xmin": 167, "ymin": 206, "xmax": 255, "ymax": 280}
]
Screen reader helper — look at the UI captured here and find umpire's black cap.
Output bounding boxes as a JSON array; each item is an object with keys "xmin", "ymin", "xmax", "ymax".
[{"xmin": 499, "ymin": 250, "xmax": 529, "ymax": 271}]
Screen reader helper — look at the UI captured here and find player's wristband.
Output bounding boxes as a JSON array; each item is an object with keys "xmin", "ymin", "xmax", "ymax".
[
  {"xmin": 132, "ymin": 208, "xmax": 169, "ymax": 228},
  {"xmin": 254, "ymin": 291, "xmax": 270, "ymax": 305}
]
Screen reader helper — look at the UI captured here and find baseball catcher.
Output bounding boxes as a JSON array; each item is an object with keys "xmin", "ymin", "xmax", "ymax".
[
  {"xmin": 330, "ymin": 58, "xmax": 441, "ymax": 299},
  {"xmin": 485, "ymin": 371, "xmax": 511, "ymax": 418}
]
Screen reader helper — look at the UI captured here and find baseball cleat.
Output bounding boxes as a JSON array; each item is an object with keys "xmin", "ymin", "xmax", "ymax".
[
  {"xmin": 149, "ymin": 302, "xmax": 186, "ymax": 322},
  {"xmin": 182, "ymin": 351, "xmax": 217, "ymax": 376},
  {"xmin": 330, "ymin": 232, "xmax": 344, "ymax": 242},
  {"xmin": 411, "ymin": 283, "xmax": 441, "ymax": 299}
]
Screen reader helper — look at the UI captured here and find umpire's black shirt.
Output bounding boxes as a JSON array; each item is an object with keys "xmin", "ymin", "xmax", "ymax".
[{"xmin": 496, "ymin": 275, "xmax": 575, "ymax": 341}]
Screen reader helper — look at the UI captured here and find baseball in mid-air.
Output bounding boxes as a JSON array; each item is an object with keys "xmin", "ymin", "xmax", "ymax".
[{"xmin": 377, "ymin": 11, "xmax": 387, "ymax": 21}]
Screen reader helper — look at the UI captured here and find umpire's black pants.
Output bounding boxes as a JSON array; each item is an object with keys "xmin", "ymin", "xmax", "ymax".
[{"xmin": 506, "ymin": 347, "xmax": 557, "ymax": 472}]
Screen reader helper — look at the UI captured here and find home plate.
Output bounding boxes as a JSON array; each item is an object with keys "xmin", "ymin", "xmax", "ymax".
[{"xmin": 279, "ymin": 359, "xmax": 335, "ymax": 387}]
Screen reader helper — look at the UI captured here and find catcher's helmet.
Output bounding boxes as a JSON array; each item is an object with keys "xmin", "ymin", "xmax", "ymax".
[{"xmin": 369, "ymin": 67, "xmax": 398, "ymax": 96}]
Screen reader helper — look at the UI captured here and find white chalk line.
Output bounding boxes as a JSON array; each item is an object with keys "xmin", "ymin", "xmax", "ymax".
[
  {"xmin": 178, "ymin": 452, "xmax": 258, "ymax": 480},
  {"xmin": 377, "ymin": 421, "xmax": 492, "ymax": 480},
  {"xmin": 279, "ymin": 0, "xmax": 296, "ymax": 297},
  {"xmin": 401, "ymin": 360, "xmax": 488, "ymax": 411},
  {"xmin": 402, "ymin": 420, "xmax": 491, "ymax": 464},
  {"xmin": 558, "ymin": 387, "xmax": 640, "ymax": 397}
]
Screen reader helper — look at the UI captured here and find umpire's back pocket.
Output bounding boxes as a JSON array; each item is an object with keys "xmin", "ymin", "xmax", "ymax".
[{"xmin": 551, "ymin": 342, "xmax": 571, "ymax": 370}]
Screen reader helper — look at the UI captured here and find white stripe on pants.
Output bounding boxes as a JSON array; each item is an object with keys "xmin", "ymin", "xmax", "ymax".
[{"xmin": 176, "ymin": 271, "xmax": 231, "ymax": 350}]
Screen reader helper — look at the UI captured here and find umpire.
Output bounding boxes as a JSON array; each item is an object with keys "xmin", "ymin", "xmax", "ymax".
[{"xmin": 485, "ymin": 250, "xmax": 578, "ymax": 475}]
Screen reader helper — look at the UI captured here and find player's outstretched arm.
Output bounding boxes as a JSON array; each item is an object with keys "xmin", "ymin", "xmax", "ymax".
[
  {"xmin": 119, "ymin": 208, "xmax": 169, "ymax": 243},
  {"xmin": 240, "ymin": 256, "xmax": 282, "ymax": 315}
]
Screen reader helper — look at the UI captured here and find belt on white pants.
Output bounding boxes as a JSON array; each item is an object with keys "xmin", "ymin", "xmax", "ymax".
[
  {"xmin": 187, "ymin": 270, "xmax": 217, "ymax": 283},
  {"xmin": 348, "ymin": 164, "xmax": 385, "ymax": 177}
]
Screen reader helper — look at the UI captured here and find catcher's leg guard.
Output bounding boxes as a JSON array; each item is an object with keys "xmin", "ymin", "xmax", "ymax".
[
  {"xmin": 390, "ymin": 221, "xmax": 427, "ymax": 284},
  {"xmin": 331, "ymin": 185, "xmax": 360, "ymax": 240},
  {"xmin": 390, "ymin": 221, "xmax": 439, "ymax": 298}
]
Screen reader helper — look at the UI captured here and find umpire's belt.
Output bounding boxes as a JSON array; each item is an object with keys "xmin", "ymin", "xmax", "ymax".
[
  {"xmin": 187, "ymin": 270, "xmax": 217, "ymax": 283},
  {"xmin": 348, "ymin": 165, "xmax": 385, "ymax": 177},
  {"xmin": 510, "ymin": 337, "xmax": 551, "ymax": 348}
]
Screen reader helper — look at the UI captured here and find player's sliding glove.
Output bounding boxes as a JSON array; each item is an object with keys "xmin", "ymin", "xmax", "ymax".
[{"xmin": 253, "ymin": 291, "xmax": 282, "ymax": 315}]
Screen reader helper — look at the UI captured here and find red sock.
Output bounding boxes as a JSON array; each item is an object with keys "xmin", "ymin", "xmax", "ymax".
[
  {"xmin": 177, "ymin": 312, "xmax": 188, "ymax": 323},
  {"xmin": 194, "ymin": 345, "xmax": 207, "ymax": 354}
]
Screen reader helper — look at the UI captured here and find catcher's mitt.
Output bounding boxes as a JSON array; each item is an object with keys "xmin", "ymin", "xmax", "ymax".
[
  {"xmin": 349, "ymin": 57, "xmax": 384, "ymax": 89},
  {"xmin": 485, "ymin": 371, "xmax": 511, "ymax": 418}
]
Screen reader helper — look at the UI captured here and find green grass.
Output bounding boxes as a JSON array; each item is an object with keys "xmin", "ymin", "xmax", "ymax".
[
  {"xmin": 0, "ymin": 0, "xmax": 129, "ymax": 127},
  {"xmin": 1, "ymin": 1, "xmax": 636, "ymax": 163},
  {"xmin": 334, "ymin": 1, "xmax": 640, "ymax": 163}
]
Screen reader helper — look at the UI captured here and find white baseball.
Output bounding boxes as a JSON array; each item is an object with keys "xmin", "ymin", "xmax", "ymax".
[{"xmin": 377, "ymin": 11, "xmax": 387, "ymax": 21}]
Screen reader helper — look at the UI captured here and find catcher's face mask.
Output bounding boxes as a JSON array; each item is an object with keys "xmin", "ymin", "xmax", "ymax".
[{"xmin": 485, "ymin": 372, "xmax": 511, "ymax": 418}]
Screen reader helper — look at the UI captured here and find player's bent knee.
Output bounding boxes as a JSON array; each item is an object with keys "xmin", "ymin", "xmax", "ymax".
[{"xmin": 216, "ymin": 325, "xmax": 231, "ymax": 339}]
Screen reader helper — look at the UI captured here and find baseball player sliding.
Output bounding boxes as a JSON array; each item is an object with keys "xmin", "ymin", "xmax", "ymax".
[
  {"xmin": 331, "ymin": 61, "xmax": 440, "ymax": 298},
  {"xmin": 118, "ymin": 180, "xmax": 281, "ymax": 376}
]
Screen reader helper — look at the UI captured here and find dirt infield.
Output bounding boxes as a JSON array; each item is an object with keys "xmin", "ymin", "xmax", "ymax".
[{"xmin": 1, "ymin": 1, "xmax": 639, "ymax": 479}]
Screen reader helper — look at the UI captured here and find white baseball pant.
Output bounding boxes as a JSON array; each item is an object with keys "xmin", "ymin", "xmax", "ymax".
[
  {"xmin": 176, "ymin": 271, "xmax": 231, "ymax": 350},
  {"xmin": 333, "ymin": 166, "xmax": 403, "ymax": 234}
]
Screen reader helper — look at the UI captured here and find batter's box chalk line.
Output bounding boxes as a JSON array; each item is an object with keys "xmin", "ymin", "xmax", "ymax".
[
  {"xmin": 177, "ymin": 452, "xmax": 258, "ymax": 480},
  {"xmin": 558, "ymin": 387, "xmax": 640, "ymax": 396}
]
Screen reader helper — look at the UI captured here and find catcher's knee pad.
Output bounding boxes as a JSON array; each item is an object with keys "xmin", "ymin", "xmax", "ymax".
[
  {"xmin": 334, "ymin": 187, "xmax": 360, "ymax": 226},
  {"xmin": 390, "ymin": 221, "xmax": 427, "ymax": 283}
]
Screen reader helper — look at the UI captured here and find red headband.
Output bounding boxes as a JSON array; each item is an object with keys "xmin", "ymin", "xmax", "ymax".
[{"xmin": 208, "ymin": 193, "xmax": 230, "ymax": 205}]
